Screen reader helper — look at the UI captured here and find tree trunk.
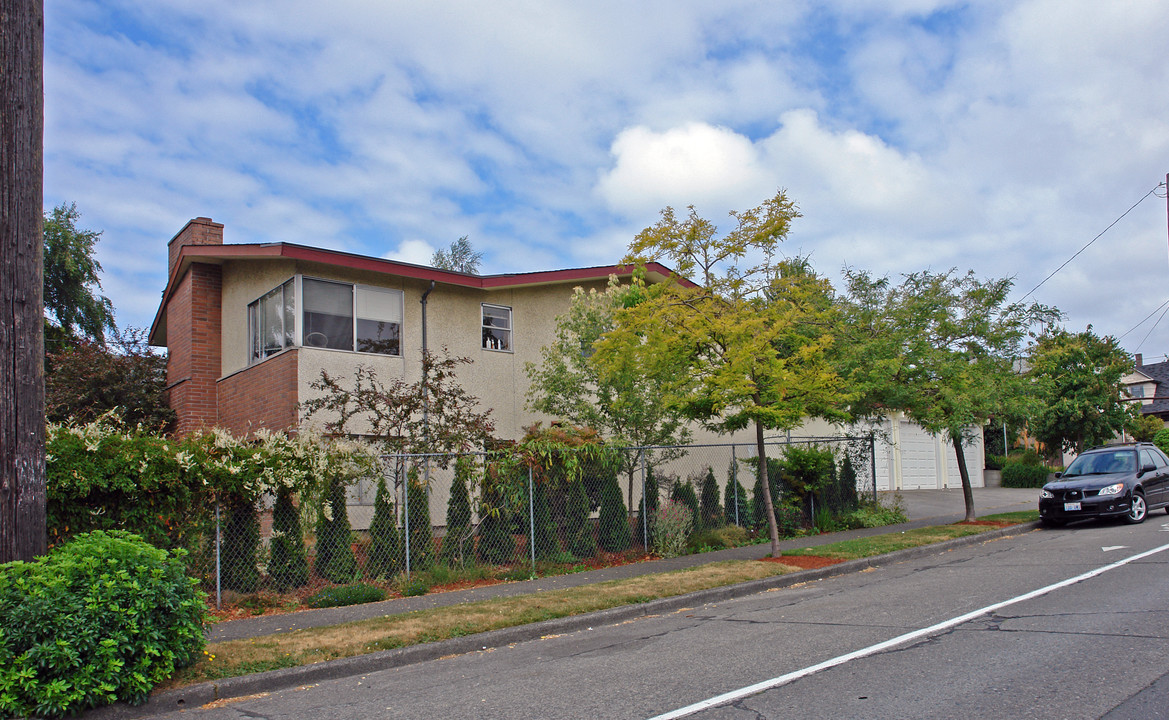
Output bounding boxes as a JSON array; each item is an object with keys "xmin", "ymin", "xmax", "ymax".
[
  {"xmin": 0, "ymin": 0, "xmax": 46, "ymax": 563},
  {"xmin": 951, "ymin": 430, "xmax": 976, "ymax": 522},
  {"xmin": 756, "ymin": 418, "xmax": 780, "ymax": 557}
]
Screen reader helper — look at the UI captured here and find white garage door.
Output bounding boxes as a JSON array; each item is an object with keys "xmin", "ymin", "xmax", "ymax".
[{"xmin": 899, "ymin": 421, "xmax": 941, "ymax": 490}]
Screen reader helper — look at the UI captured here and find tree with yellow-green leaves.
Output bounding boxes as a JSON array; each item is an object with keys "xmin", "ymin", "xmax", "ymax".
[{"xmin": 595, "ymin": 190, "xmax": 849, "ymax": 557}]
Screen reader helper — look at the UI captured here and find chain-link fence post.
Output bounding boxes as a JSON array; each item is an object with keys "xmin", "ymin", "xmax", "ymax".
[
  {"xmin": 869, "ymin": 432, "xmax": 878, "ymax": 501},
  {"xmin": 731, "ymin": 445, "xmax": 739, "ymax": 527},
  {"xmin": 403, "ymin": 455, "xmax": 412, "ymax": 579},
  {"xmin": 640, "ymin": 448, "xmax": 648, "ymax": 549},
  {"xmin": 214, "ymin": 501, "xmax": 222, "ymax": 610},
  {"xmin": 528, "ymin": 463, "xmax": 536, "ymax": 573}
]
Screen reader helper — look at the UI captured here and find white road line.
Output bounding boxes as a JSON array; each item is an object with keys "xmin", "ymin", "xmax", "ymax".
[{"xmin": 647, "ymin": 541, "xmax": 1169, "ymax": 720}]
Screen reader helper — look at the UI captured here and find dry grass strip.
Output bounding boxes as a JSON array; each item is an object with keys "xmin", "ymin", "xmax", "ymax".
[{"xmin": 165, "ymin": 560, "xmax": 797, "ymax": 689}]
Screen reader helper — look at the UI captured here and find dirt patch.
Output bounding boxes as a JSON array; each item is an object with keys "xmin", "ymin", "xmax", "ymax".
[
  {"xmin": 759, "ymin": 555, "xmax": 844, "ymax": 570},
  {"xmin": 955, "ymin": 520, "xmax": 1014, "ymax": 527}
]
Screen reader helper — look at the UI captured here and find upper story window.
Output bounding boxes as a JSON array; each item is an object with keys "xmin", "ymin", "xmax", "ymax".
[
  {"xmin": 248, "ymin": 276, "xmax": 402, "ymax": 364},
  {"xmin": 482, "ymin": 304, "xmax": 512, "ymax": 352},
  {"xmin": 248, "ymin": 279, "xmax": 295, "ymax": 363},
  {"xmin": 1129, "ymin": 384, "xmax": 1146, "ymax": 398}
]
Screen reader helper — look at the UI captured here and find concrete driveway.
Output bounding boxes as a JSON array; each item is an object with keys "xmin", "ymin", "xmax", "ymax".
[{"xmin": 886, "ymin": 486, "xmax": 1039, "ymax": 523}]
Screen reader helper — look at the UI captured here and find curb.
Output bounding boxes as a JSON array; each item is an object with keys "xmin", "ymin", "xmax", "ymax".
[{"xmin": 87, "ymin": 521, "xmax": 1040, "ymax": 718}]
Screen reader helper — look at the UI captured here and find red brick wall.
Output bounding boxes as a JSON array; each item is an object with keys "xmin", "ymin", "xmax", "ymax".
[
  {"xmin": 168, "ymin": 217, "xmax": 223, "ymax": 276},
  {"xmin": 217, "ymin": 350, "xmax": 299, "ymax": 436},
  {"xmin": 167, "ymin": 263, "xmax": 222, "ymax": 436}
]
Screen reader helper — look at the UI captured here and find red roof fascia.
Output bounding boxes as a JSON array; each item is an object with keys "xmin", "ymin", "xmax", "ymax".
[{"xmin": 150, "ymin": 241, "xmax": 695, "ymax": 344}]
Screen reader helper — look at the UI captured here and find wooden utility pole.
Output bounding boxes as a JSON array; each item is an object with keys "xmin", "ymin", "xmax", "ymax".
[{"xmin": 1, "ymin": 0, "xmax": 46, "ymax": 563}]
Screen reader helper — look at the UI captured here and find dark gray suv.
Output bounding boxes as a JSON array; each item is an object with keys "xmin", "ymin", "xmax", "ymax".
[{"xmin": 1038, "ymin": 442, "xmax": 1169, "ymax": 527}]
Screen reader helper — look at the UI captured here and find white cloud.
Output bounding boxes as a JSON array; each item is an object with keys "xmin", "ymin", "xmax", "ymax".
[
  {"xmin": 384, "ymin": 239, "xmax": 437, "ymax": 267},
  {"xmin": 40, "ymin": 0, "xmax": 1169, "ymax": 355},
  {"xmin": 596, "ymin": 123, "xmax": 774, "ymax": 218}
]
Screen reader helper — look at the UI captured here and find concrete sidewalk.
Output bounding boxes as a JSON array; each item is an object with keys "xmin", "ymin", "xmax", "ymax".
[{"xmin": 207, "ymin": 487, "xmax": 1039, "ymax": 643}]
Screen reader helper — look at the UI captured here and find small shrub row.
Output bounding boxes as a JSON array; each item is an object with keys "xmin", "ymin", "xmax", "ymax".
[{"xmin": 1001, "ymin": 461, "xmax": 1051, "ymax": 488}]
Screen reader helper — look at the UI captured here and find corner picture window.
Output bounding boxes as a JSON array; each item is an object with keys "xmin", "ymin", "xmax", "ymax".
[
  {"xmin": 248, "ymin": 276, "xmax": 403, "ymax": 364},
  {"xmin": 248, "ymin": 279, "xmax": 294, "ymax": 362},
  {"xmin": 482, "ymin": 304, "xmax": 511, "ymax": 351}
]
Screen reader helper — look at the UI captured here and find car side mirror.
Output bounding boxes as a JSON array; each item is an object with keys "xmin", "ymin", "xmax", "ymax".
[
  {"xmin": 1140, "ymin": 463, "xmax": 1156, "ymax": 476},
  {"xmin": 1053, "ymin": 472, "xmax": 1062, "ymax": 479}
]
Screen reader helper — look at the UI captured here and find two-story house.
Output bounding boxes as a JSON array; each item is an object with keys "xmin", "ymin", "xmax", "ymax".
[{"xmin": 148, "ymin": 217, "xmax": 687, "ymax": 441}]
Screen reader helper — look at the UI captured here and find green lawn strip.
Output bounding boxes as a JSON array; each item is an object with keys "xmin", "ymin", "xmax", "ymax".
[
  {"xmin": 781, "ymin": 513, "xmax": 1035, "ymax": 561},
  {"xmin": 980, "ymin": 510, "xmax": 1039, "ymax": 523},
  {"xmin": 164, "ymin": 560, "xmax": 795, "ymax": 689}
]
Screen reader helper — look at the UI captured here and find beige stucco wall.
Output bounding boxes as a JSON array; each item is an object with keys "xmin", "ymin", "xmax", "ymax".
[{"xmin": 218, "ymin": 257, "xmax": 611, "ymax": 440}]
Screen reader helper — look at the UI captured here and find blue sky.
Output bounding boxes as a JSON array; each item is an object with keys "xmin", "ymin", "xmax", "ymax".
[{"xmin": 44, "ymin": 1, "xmax": 1169, "ymax": 359}]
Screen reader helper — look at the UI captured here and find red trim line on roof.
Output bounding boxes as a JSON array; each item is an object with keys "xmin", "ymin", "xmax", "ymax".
[{"xmin": 149, "ymin": 241, "xmax": 693, "ymax": 345}]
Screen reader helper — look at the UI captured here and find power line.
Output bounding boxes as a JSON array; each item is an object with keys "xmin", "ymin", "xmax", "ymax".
[
  {"xmin": 1020, "ymin": 184, "xmax": 1162, "ymax": 301},
  {"xmin": 1136, "ymin": 301, "xmax": 1169, "ymax": 352},
  {"xmin": 1117, "ymin": 297, "xmax": 1169, "ymax": 341}
]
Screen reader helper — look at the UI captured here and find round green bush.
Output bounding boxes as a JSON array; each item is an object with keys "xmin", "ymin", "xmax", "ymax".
[
  {"xmin": 1000, "ymin": 461, "xmax": 1051, "ymax": 488},
  {"xmin": 1153, "ymin": 428, "xmax": 1169, "ymax": 457},
  {"xmin": 0, "ymin": 531, "xmax": 206, "ymax": 718}
]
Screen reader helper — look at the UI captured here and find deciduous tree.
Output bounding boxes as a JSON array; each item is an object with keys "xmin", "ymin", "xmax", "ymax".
[
  {"xmin": 838, "ymin": 269, "xmax": 1057, "ymax": 521},
  {"xmin": 1027, "ymin": 327, "xmax": 1134, "ymax": 455},
  {"xmin": 42, "ymin": 202, "xmax": 114, "ymax": 347},
  {"xmin": 302, "ymin": 348, "xmax": 495, "ymax": 458},
  {"xmin": 431, "ymin": 236, "xmax": 483, "ymax": 274},
  {"xmin": 597, "ymin": 190, "xmax": 847, "ymax": 556}
]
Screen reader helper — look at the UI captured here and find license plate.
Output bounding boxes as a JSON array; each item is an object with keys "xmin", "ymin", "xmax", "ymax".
[{"xmin": 1064, "ymin": 502, "xmax": 1081, "ymax": 511}]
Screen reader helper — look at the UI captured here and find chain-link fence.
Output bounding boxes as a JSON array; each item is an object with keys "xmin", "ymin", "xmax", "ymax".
[{"xmin": 200, "ymin": 436, "xmax": 877, "ymax": 607}]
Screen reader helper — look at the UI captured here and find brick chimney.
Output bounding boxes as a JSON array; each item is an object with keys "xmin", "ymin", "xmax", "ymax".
[
  {"xmin": 167, "ymin": 217, "xmax": 223, "ymax": 278},
  {"xmin": 1136, "ymin": 353, "xmax": 1143, "ymax": 367},
  {"xmin": 165, "ymin": 218, "xmax": 224, "ymax": 435}
]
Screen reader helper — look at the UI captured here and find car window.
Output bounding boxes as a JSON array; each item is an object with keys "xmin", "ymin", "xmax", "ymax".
[
  {"xmin": 1140, "ymin": 449, "xmax": 1157, "ymax": 469},
  {"xmin": 1064, "ymin": 450, "xmax": 1136, "ymax": 476},
  {"xmin": 1155, "ymin": 448, "xmax": 1169, "ymax": 468}
]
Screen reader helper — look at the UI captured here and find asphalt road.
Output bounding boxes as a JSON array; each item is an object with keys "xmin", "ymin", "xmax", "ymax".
[{"xmin": 140, "ymin": 512, "xmax": 1169, "ymax": 720}]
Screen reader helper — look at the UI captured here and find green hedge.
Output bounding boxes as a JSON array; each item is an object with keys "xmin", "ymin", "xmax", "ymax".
[
  {"xmin": 1001, "ymin": 462, "xmax": 1051, "ymax": 488},
  {"xmin": 0, "ymin": 531, "xmax": 206, "ymax": 718}
]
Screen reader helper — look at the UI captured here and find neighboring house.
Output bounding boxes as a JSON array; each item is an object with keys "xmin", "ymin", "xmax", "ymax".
[
  {"xmin": 1122, "ymin": 354, "xmax": 1169, "ymax": 424},
  {"xmin": 148, "ymin": 217, "xmax": 686, "ymax": 441}
]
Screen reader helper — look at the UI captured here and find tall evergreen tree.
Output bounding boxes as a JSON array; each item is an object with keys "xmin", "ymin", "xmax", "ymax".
[
  {"xmin": 316, "ymin": 477, "xmax": 358, "ymax": 583},
  {"xmin": 440, "ymin": 457, "xmax": 474, "ymax": 565},
  {"xmin": 267, "ymin": 486, "xmax": 308, "ymax": 591},
  {"xmin": 405, "ymin": 474, "xmax": 435, "ymax": 571},
  {"xmin": 221, "ymin": 497, "xmax": 260, "ymax": 592},
  {"xmin": 477, "ymin": 478, "xmax": 514, "ymax": 565},
  {"xmin": 566, "ymin": 476, "xmax": 595, "ymax": 558},
  {"xmin": 699, "ymin": 467, "xmax": 723, "ymax": 530},
  {"xmin": 366, "ymin": 475, "xmax": 402, "ymax": 579},
  {"xmin": 598, "ymin": 467, "xmax": 630, "ymax": 552},
  {"xmin": 671, "ymin": 479, "xmax": 700, "ymax": 532},
  {"xmin": 521, "ymin": 479, "xmax": 558, "ymax": 561}
]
